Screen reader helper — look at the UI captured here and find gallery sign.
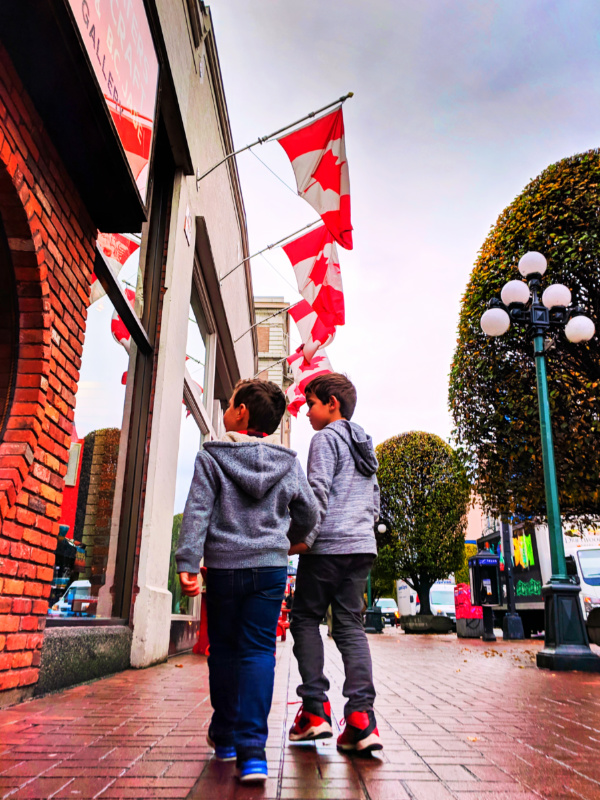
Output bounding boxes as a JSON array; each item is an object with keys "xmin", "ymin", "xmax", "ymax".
[{"xmin": 67, "ymin": 0, "xmax": 159, "ymax": 203}]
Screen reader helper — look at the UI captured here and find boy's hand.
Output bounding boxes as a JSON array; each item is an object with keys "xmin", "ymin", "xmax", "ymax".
[
  {"xmin": 288, "ymin": 543, "xmax": 310, "ymax": 556},
  {"xmin": 179, "ymin": 572, "xmax": 201, "ymax": 596}
]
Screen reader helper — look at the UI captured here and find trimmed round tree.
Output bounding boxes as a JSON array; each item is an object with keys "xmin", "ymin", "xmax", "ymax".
[
  {"xmin": 376, "ymin": 432, "xmax": 470, "ymax": 615},
  {"xmin": 449, "ymin": 149, "xmax": 600, "ymax": 522}
]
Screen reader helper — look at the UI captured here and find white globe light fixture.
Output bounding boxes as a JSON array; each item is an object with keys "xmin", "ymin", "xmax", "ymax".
[
  {"xmin": 518, "ymin": 251, "xmax": 547, "ymax": 278},
  {"xmin": 542, "ymin": 284, "xmax": 571, "ymax": 309},
  {"xmin": 377, "ymin": 523, "xmax": 387, "ymax": 534},
  {"xmin": 501, "ymin": 280, "xmax": 530, "ymax": 306},
  {"xmin": 565, "ymin": 315, "xmax": 595, "ymax": 343},
  {"xmin": 481, "ymin": 307, "xmax": 510, "ymax": 337}
]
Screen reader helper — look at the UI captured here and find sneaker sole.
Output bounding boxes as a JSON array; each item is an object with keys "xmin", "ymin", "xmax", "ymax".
[
  {"xmin": 337, "ymin": 732, "xmax": 383, "ymax": 753},
  {"xmin": 289, "ymin": 722, "xmax": 333, "ymax": 742},
  {"xmin": 206, "ymin": 734, "xmax": 237, "ymax": 762},
  {"xmin": 238, "ymin": 771, "xmax": 268, "ymax": 783}
]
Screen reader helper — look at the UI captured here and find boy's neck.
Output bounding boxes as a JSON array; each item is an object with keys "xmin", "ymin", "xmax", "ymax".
[{"xmin": 325, "ymin": 413, "xmax": 346, "ymax": 426}]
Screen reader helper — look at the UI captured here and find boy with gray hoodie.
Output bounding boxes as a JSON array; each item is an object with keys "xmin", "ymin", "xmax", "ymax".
[
  {"xmin": 176, "ymin": 379, "xmax": 317, "ymax": 784},
  {"xmin": 288, "ymin": 373, "xmax": 383, "ymax": 754}
]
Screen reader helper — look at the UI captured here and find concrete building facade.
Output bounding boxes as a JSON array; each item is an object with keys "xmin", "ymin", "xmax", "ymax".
[{"xmin": 255, "ymin": 297, "xmax": 294, "ymax": 448}]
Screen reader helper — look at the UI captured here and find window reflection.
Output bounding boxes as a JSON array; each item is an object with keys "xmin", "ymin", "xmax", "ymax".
[
  {"xmin": 168, "ymin": 295, "xmax": 211, "ymax": 617},
  {"xmin": 186, "ymin": 299, "xmax": 207, "ymax": 404},
  {"xmin": 169, "ymin": 407, "xmax": 203, "ymax": 615},
  {"xmin": 50, "ymin": 272, "xmax": 138, "ymax": 619}
]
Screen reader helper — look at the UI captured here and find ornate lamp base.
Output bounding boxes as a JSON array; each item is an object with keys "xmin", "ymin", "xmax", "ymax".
[{"xmin": 537, "ymin": 582, "xmax": 600, "ymax": 672}]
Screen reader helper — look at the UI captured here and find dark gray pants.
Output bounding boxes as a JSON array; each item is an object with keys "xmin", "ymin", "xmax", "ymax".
[{"xmin": 290, "ymin": 553, "xmax": 376, "ymax": 717}]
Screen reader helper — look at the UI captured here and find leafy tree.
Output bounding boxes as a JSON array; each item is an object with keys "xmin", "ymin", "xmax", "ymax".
[
  {"xmin": 454, "ymin": 543, "xmax": 478, "ymax": 586},
  {"xmin": 376, "ymin": 432, "xmax": 470, "ymax": 615},
  {"xmin": 369, "ymin": 557, "xmax": 397, "ymax": 604},
  {"xmin": 449, "ymin": 150, "xmax": 600, "ymax": 523}
]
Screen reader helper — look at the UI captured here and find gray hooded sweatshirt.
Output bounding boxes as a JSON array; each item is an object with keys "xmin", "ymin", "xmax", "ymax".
[
  {"xmin": 304, "ymin": 420, "xmax": 379, "ymax": 554},
  {"xmin": 175, "ymin": 432, "xmax": 318, "ymax": 572}
]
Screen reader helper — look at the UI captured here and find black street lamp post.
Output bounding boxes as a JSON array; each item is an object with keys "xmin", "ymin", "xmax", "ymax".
[
  {"xmin": 480, "ymin": 251, "xmax": 600, "ymax": 672},
  {"xmin": 500, "ymin": 517, "xmax": 524, "ymax": 640}
]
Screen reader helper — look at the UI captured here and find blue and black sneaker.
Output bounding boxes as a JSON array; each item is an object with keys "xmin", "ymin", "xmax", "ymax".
[
  {"xmin": 206, "ymin": 731, "xmax": 236, "ymax": 762},
  {"xmin": 236, "ymin": 748, "xmax": 268, "ymax": 783}
]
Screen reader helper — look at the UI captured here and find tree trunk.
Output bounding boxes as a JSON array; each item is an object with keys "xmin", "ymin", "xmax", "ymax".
[{"xmin": 415, "ymin": 579, "xmax": 433, "ymax": 615}]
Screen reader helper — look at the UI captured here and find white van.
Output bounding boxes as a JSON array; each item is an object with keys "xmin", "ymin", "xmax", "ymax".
[
  {"xmin": 429, "ymin": 581, "xmax": 457, "ymax": 624},
  {"xmin": 569, "ymin": 546, "xmax": 600, "ymax": 618},
  {"xmin": 49, "ymin": 579, "xmax": 94, "ymax": 617}
]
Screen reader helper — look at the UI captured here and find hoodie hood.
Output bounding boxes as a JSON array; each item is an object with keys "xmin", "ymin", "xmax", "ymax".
[
  {"xmin": 203, "ymin": 439, "xmax": 298, "ymax": 499},
  {"xmin": 328, "ymin": 420, "xmax": 379, "ymax": 476}
]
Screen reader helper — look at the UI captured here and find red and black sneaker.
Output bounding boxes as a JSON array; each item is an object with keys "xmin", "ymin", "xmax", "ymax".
[
  {"xmin": 288, "ymin": 700, "xmax": 333, "ymax": 741},
  {"xmin": 337, "ymin": 710, "xmax": 383, "ymax": 753}
]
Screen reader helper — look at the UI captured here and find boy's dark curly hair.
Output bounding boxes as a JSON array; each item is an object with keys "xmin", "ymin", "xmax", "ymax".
[
  {"xmin": 304, "ymin": 373, "xmax": 357, "ymax": 420},
  {"xmin": 233, "ymin": 379, "xmax": 287, "ymax": 434}
]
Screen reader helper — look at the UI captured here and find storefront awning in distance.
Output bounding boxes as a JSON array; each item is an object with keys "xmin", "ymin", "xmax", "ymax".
[{"xmin": 0, "ymin": 0, "xmax": 147, "ymax": 232}]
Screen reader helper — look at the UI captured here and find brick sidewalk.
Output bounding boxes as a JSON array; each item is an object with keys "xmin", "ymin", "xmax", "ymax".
[{"xmin": 1, "ymin": 629, "xmax": 600, "ymax": 799}]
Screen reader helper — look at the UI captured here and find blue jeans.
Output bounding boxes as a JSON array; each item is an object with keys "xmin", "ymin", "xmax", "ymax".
[{"xmin": 205, "ymin": 566, "xmax": 287, "ymax": 754}]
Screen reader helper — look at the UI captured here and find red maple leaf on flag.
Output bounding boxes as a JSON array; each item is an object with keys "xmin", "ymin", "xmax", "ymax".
[
  {"xmin": 306, "ymin": 148, "xmax": 343, "ymax": 195},
  {"xmin": 309, "ymin": 251, "xmax": 329, "ymax": 287}
]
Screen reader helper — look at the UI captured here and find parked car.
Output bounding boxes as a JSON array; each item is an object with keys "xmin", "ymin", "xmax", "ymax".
[{"xmin": 375, "ymin": 597, "xmax": 399, "ymax": 626}]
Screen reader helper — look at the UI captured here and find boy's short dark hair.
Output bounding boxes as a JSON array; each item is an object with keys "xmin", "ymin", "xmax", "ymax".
[
  {"xmin": 304, "ymin": 373, "xmax": 357, "ymax": 420},
  {"xmin": 232, "ymin": 379, "xmax": 286, "ymax": 435}
]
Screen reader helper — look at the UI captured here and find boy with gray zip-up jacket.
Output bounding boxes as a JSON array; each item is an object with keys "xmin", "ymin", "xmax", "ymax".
[
  {"xmin": 288, "ymin": 373, "xmax": 383, "ymax": 754},
  {"xmin": 176, "ymin": 380, "xmax": 317, "ymax": 784}
]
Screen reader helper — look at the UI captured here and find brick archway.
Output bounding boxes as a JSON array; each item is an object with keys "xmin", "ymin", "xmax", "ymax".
[{"xmin": 0, "ymin": 163, "xmax": 50, "ymax": 523}]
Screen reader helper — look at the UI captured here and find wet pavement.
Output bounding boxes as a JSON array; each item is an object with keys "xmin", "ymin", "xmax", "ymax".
[{"xmin": 0, "ymin": 627, "xmax": 600, "ymax": 799}]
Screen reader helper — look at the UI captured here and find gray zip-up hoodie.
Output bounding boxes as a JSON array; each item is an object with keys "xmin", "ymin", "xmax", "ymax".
[
  {"xmin": 304, "ymin": 420, "xmax": 379, "ymax": 554},
  {"xmin": 175, "ymin": 432, "xmax": 318, "ymax": 572}
]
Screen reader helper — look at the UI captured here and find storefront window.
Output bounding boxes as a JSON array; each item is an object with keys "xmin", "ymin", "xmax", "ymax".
[
  {"xmin": 168, "ymin": 295, "xmax": 211, "ymax": 617},
  {"xmin": 169, "ymin": 408, "xmax": 203, "ymax": 615},
  {"xmin": 49, "ymin": 248, "xmax": 140, "ymax": 620},
  {"xmin": 187, "ymin": 297, "xmax": 208, "ymax": 404}
]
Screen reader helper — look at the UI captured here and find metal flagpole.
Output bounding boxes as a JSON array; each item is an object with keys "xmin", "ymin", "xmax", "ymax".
[
  {"xmin": 253, "ymin": 355, "xmax": 289, "ymax": 379},
  {"xmin": 219, "ymin": 219, "xmax": 321, "ymax": 283},
  {"xmin": 234, "ymin": 302, "xmax": 300, "ymax": 344},
  {"xmin": 196, "ymin": 92, "xmax": 354, "ymax": 187}
]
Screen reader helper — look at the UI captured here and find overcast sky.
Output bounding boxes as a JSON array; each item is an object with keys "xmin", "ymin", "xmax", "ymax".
[{"xmin": 209, "ymin": 0, "xmax": 600, "ymax": 465}]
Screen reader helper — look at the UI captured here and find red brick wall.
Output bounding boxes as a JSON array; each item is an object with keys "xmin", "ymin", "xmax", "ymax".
[{"xmin": 0, "ymin": 43, "xmax": 96, "ymax": 693}]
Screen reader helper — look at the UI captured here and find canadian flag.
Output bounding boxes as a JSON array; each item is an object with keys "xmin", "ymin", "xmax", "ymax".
[
  {"xmin": 287, "ymin": 349, "xmax": 333, "ymax": 392},
  {"xmin": 286, "ymin": 349, "xmax": 333, "ymax": 416},
  {"xmin": 278, "ymin": 108, "xmax": 352, "ymax": 249},
  {"xmin": 289, "ymin": 300, "xmax": 336, "ymax": 364},
  {"xmin": 285, "ymin": 383, "xmax": 306, "ymax": 418},
  {"xmin": 91, "ymin": 233, "xmax": 140, "ymax": 305},
  {"xmin": 110, "ymin": 287, "xmax": 136, "ymax": 354},
  {"xmin": 282, "ymin": 225, "xmax": 345, "ymax": 329}
]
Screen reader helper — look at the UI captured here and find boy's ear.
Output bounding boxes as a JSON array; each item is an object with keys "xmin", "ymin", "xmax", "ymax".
[
  {"xmin": 236, "ymin": 402, "xmax": 250, "ymax": 423},
  {"xmin": 329, "ymin": 395, "xmax": 341, "ymax": 411}
]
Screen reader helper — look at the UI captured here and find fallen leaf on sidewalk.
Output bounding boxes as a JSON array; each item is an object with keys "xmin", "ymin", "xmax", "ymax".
[
  {"xmin": 467, "ymin": 736, "xmax": 478, "ymax": 742},
  {"xmin": 175, "ymin": 664, "xmax": 184, "ymax": 668}
]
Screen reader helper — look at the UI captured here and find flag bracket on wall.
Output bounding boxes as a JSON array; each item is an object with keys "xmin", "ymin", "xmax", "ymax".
[
  {"xmin": 219, "ymin": 220, "xmax": 321, "ymax": 283},
  {"xmin": 196, "ymin": 93, "xmax": 354, "ymax": 187}
]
